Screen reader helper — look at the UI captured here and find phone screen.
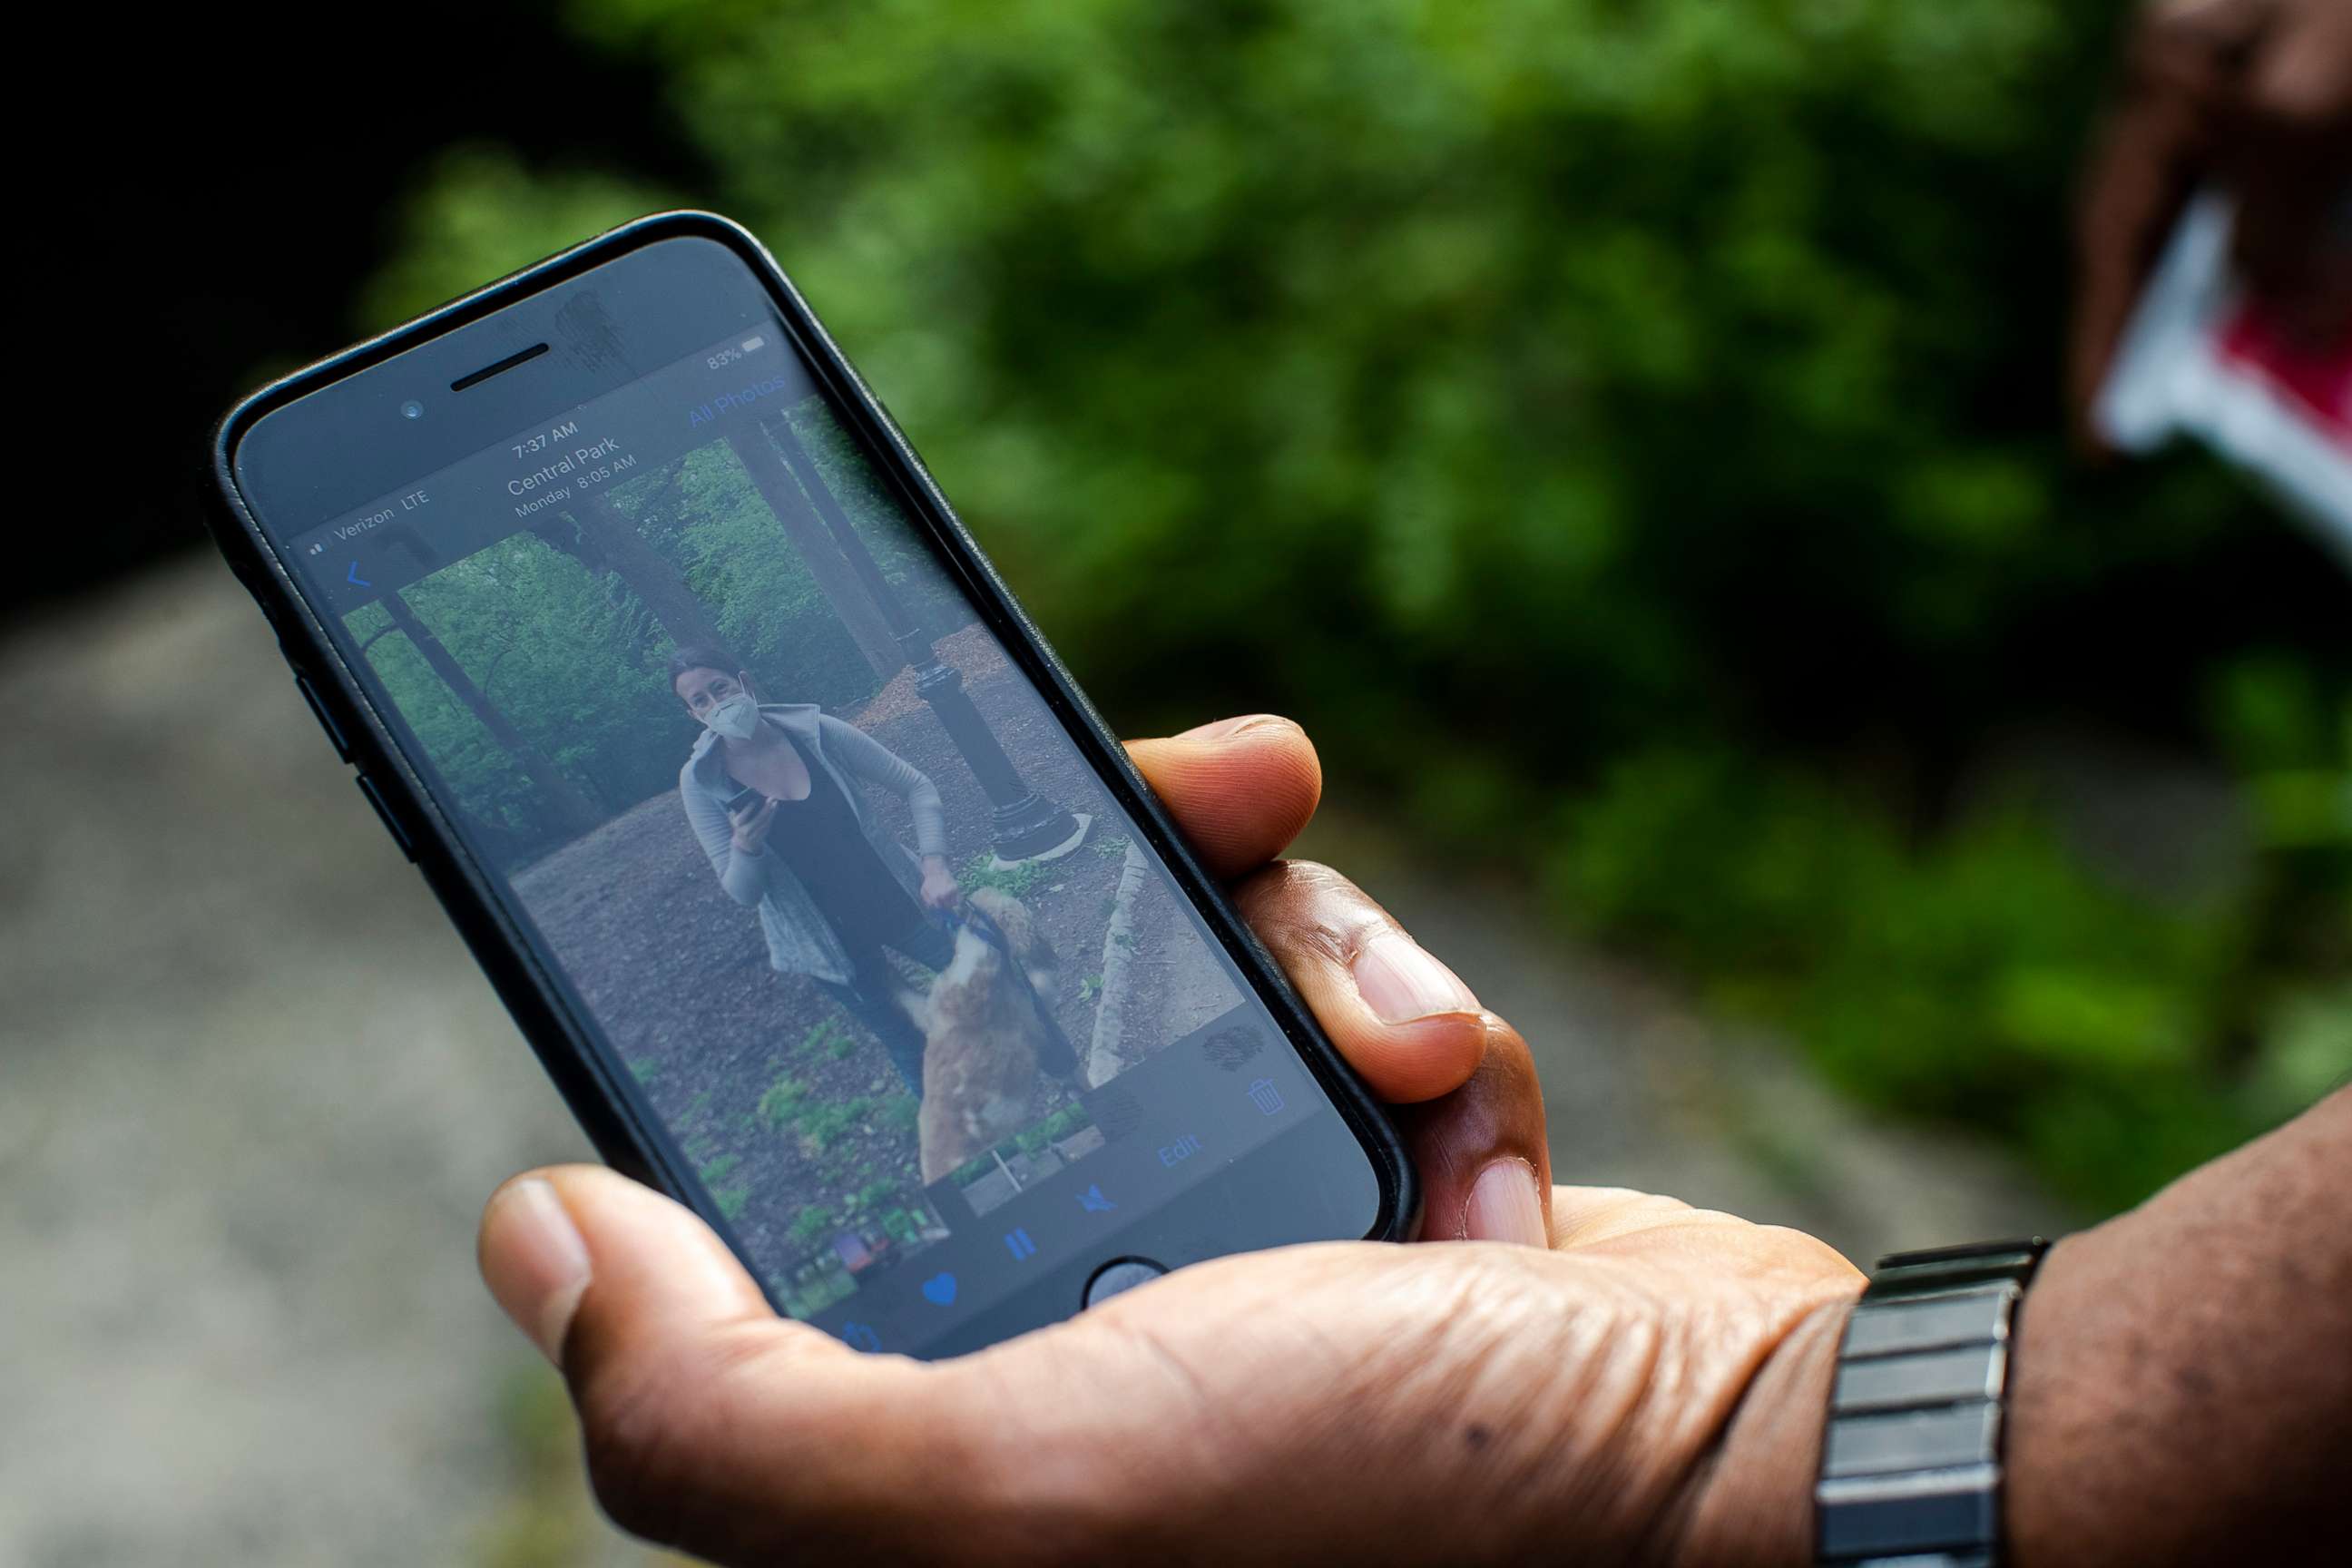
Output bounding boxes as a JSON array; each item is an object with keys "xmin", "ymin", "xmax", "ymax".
[{"xmin": 233, "ymin": 236, "xmax": 1385, "ymax": 1354}]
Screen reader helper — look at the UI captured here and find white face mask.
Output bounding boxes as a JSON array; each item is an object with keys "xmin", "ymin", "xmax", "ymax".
[{"xmin": 701, "ymin": 691, "xmax": 762, "ymax": 740}]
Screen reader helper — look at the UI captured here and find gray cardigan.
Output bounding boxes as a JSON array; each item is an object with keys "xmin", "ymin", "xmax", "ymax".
[{"xmin": 679, "ymin": 703, "xmax": 949, "ymax": 984}]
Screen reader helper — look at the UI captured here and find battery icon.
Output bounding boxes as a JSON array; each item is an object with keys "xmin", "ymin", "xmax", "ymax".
[{"xmin": 740, "ymin": 335, "xmax": 767, "ymax": 354}]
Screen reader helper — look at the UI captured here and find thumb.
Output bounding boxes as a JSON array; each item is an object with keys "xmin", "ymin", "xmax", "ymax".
[
  {"xmin": 478, "ymin": 1166, "xmax": 975, "ymax": 1562},
  {"xmin": 479, "ymin": 1165, "xmax": 773, "ymax": 1367},
  {"xmin": 1126, "ymin": 714, "xmax": 1323, "ymax": 879}
]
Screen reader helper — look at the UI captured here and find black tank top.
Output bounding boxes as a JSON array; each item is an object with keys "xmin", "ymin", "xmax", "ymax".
[{"xmin": 761, "ymin": 735, "xmax": 926, "ymax": 950}]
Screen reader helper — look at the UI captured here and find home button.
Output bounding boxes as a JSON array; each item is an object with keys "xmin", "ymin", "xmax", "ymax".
[{"xmin": 1082, "ymin": 1257, "xmax": 1167, "ymax": 1308}]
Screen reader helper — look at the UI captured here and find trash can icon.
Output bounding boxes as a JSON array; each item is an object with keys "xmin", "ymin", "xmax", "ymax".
[{"xmin": 1246, "ymin": 1077, "xmax": 1284, "ymax": 1116}]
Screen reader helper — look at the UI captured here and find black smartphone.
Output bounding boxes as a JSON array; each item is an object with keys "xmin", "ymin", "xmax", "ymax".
[{"xmin": 210, "ymin": 212, "xmax": 1415, "ymax": 1357}]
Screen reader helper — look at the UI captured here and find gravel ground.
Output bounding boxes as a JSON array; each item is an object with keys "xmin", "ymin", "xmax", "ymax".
[
  {"xmin": 1, "ymin": 561, "xmax": 2075, "ymax": 1567},
  {"xmin": 0, "ymin": 564, "xmax": 658, "ymax": 1567}
]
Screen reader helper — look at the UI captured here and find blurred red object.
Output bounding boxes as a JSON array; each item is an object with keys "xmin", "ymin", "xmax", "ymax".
[
  {"xmin": 2096, "ymin": 194, "xmax": 2351, "ymax": 559},
  {"xmin": 2073, "ymin": 0, "xmax": 2351, "ymax": 449},
  {"xmin": 2218, "ymin": 302, "xmax": 2351, "ymax": 442}
]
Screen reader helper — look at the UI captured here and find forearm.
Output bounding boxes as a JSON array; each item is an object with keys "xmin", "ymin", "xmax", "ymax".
[
  {"xmin": 2005, "ymin": 1085, "xmax": 2351, "ymax": 1565},
  {"xmin": 691, "ymin": 799, "xmax": 766, "ymax": 906},
  {"xmin": 822, "ymin": 719, "xmax": 949, "ymax": 859},
  {"xmin": 719, "ymin": 842, "xmax": 766, "ymax": 904},
  {"xmin": 908, "ymin": 784, "xmax": 949, "ymax": 860},
  {"xmin": 1681, "ymin": 1086, "xmax": 2350, "ymax": 1566}
]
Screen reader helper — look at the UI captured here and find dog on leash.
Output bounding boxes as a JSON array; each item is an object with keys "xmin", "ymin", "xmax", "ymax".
[{"xmin": 908, "ymin": 887, "xmax": 1067, "ymax": 1183}]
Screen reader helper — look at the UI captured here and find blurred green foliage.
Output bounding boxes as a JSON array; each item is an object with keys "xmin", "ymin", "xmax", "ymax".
[{"xmin": 365, "ymin": 0, "xmax": 2347, "ymax": 1210}]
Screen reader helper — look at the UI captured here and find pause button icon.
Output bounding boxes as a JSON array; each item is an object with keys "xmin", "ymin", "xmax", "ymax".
[{"xmin": 1004, "ymin": 1228, "xmax": 1038, "ymax": 1261}]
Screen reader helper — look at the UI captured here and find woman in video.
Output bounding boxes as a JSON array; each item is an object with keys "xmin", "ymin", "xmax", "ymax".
[{"xmin": 671, "ymin": 645, "xmax": 962, "ymax": 1094}]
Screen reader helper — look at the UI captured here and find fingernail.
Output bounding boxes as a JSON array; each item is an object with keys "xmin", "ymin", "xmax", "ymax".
[
  {"xmin": 1181, "ymin": 713, "xmax": 1291, "ymax": 740},
  {"xmin": 1463, "ymin": 1159, "xmax": 1548, "ymax": 1247},
  {"xmin": 485, "ymin": 1178, "xmax": 593, "ymax": 1365},
  {"xmin": 1351, "ymin": 931, "xmax": 1479, "ymax": 1024}
]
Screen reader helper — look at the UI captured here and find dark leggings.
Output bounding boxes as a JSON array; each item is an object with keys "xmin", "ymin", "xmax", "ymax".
[{"xmin": 814, "ymin": 918, "xmax": 957, "ymax": 1094}]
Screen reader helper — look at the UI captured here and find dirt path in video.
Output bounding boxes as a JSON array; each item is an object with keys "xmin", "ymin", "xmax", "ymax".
[{"xmin": 508, "ymin": 627, "xmax": 1239, "ymax": 1289}]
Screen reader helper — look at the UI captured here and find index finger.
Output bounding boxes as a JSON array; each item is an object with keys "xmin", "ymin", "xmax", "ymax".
[
  {"xmin": 1127, "ymin": 718, "xmax": 1548, "ymax": 1240},
  {"xmin": 1230, "ymin": 860, "xmax": 1551, "ymax": 1244},
  {"xmin": 1124, "ymin": 715, "xmax": 1477, "ymax": 1102},
  {"xmin": 1125, "ymin": 714, "xmax": 1322, "ymax": 880}
]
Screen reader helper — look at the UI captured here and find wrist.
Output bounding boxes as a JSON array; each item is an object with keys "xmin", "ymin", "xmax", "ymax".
[
  {"xmin": 1808, "ymin": 1240, "xmax": 2051, "ymax": 1567},
  {"xmin": 1998, "ymin": 1234, "xmax": 2091, "ymax": 1568},
  {"xmin": 1673, "ymin": 1295, "xmax": 1855, "ymax": 1567}
]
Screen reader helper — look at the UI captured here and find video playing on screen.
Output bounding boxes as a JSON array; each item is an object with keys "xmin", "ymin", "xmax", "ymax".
[{"xmin": 323, "ymin": 354, "xmax": 1264, "ymax": 1320}]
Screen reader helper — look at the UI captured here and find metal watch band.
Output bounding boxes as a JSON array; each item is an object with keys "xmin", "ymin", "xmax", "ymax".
[{"xmin": 1815, "ymin": 1238, "xmax": 2049, "ymax": 1567}]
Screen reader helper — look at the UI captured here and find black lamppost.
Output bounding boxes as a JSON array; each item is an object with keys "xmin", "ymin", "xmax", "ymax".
[{"xmin": 757, "ymin": 410, "xmax": 1088, "ymax": 865}]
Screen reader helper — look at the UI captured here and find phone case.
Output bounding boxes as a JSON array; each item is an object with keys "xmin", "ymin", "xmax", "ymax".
[{"xmin": 205, "ymin": 211, "xmax": 1421, "ymax": 1282}]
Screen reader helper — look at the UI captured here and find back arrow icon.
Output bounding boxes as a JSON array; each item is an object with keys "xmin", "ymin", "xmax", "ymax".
[{"xmin": 347, "ymin": 562, "xmax": 372, "ymax": 587}]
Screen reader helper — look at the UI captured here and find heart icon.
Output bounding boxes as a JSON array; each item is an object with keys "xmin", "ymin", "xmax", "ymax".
[{"xmin": 920, "ymin": 1272, "xmax": 958, "ymax": 1306}]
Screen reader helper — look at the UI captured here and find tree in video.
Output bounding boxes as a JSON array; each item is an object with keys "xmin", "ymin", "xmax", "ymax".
[{"xmin": 342, "ymin": 396, "xmax": 1240, "ymax": 1315}]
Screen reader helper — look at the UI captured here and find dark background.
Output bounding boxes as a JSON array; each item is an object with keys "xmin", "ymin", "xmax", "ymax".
[{"xmin": 37, "ymin": 6, "xmax": 696, "ymax": 618}]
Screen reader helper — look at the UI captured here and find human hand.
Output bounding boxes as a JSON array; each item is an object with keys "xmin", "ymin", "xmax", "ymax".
[
  {"xmin": 728, "ymin": 795, "xmax": 777, "ymax": 856},
  {"xmin": 917, "ymin": 855, "xmax": 962, "ymax": 911},
  {"xmin": 480, "ymin": 714, "xmax": 1863, "ymax": 1565},
  {"xmin": 2073, "ymin": 0, "xmax": 2352, "ymax": 443}
]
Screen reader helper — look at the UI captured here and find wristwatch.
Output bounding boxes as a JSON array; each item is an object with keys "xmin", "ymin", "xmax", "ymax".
[{"xmin": 1815, "ymin": 1238, "xmax": 2050, "ymax": 1566}]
